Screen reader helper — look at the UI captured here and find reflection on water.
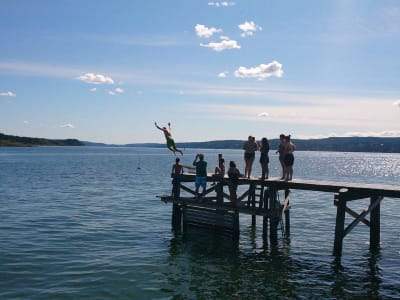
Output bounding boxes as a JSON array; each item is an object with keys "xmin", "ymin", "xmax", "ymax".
[{"xmin": 0, "ymin": 147, "xmax": 399, "ymax": 299}]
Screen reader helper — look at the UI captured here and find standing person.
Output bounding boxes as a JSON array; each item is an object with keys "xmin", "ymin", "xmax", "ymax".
[
  {"xmin": 259, "ymin": 137, "xmax": 270, "ymax": 180},
  {"xmin": 243, "ymin": 136, "xmax": 258, "ymax": 179},
  {"xmin": 212, "ymin": 153, "xmax": 225, "ymax": 185},
  {"xmin": 227, "ymin": 161, "xmax": 241, "ymax": 205},
  {"xmin": 171, "ymin": 157, "xmax": 183, "ymax": 198},
  {"xmin": 283, "ymin": 135, "xmax": 296, "ymax": 181},
  {"xmin": 276, "ymin": 134, "xmax": 286, "ymax": 179},
  {"xmin": 154, "ymin": 122, "xmax": 183, "ymax": 155},
  {"xmin": 193, "ymin": 154, "xmax": 207, "ymax": 197}
]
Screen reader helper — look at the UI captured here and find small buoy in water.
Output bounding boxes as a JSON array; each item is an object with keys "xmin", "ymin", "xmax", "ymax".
[{"xmin": 137, "ymin": 166, "xmax": 141, "ymax": 170}]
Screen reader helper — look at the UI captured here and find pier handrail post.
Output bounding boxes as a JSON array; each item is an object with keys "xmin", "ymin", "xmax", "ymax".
[
  {"xmin": 333, "ymin": 189, "xmax": 347, "ymax": 256},
  {"xmin": 370, "ymin": 196, "xmax": 381, "ymax": 251}
]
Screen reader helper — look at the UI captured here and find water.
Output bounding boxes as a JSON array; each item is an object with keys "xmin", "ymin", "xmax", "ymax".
[{"xmin": 0, "ymin": 147, "xmax": 399, "ymax": 299}]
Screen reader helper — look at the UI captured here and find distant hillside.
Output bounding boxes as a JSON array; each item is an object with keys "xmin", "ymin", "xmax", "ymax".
[
  {"xmin": 125, "ymin": 137, "xmax": 400, "ymax": 153},
  {"xmin": 0, "ymin": 133, "xmax": 83, "ymax": 147}
]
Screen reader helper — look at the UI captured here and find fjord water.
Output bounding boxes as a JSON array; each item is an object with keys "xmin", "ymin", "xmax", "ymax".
[{"xmin": 0, "ymin": 147, "xmax": 399, "ymax": 299}]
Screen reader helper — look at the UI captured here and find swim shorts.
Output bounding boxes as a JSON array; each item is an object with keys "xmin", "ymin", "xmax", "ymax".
[{"xmin": 195, "ymin": 176, "xmax": 207, "ymax": 189}]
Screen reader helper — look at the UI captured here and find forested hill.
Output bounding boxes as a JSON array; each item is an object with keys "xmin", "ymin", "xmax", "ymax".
[
  {"xmin": 126, "ymin": 137, "xmax": 400, "ymax": 153},
  {"xmin": 0, "ymin": 133, "xmax": 83, "ymax": 147}
]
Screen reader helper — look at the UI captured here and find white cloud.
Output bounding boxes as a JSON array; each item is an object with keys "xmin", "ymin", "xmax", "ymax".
[
  {"xmin": 60, "ymin": 123, "xmax": 75, "ymax": 129},
  {"xmin": 23, "ymin": 120, "xmax": 29, "ymax": 125},
  {"xmin": 0, "ymin": 91, "xmax": 16, "ymax": 97},
  {"xmin": 77, "ymin": 73, "xmax": 114, "ymax": 85},
  {"xmin": 115, "ymin": 87, "xmax": 124, "ymax": 94},
  {"xmin": 200, "ymin": 37, "xmax": 241, "ymax": 51},
  {"xmin": 258, "ymin": 112, "xmax": 269, "ymax": 117},
  {"xmin": 208, "ymin": 2, "xmax": 235, "ymax": 7},
  {"xmin": 90, "ymin": 87, "xmax": 97, "ymax": 92},
  {"xmin": 195, "ymin": 24, "xmax": 222, "ymax": 38},
  {"xmin": 218, "ymin": 71, "xmax": 228, "ymax": 78},
  {"xmin": 234, "ymin": 61, "xmax": 283, "ymax": 80},
  {"xmin": 238, "ymin": 21, "xmax": 262, "ymax": 37},
  {"xmin": 108, "ymin": 91, "xmax": 116, "ymax": 96},
  {"xmin": 393, "ymin": 100, "xmax": 400, "ymax": 107}
]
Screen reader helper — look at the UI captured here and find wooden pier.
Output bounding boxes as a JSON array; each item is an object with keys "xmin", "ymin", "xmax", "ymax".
[{"xmin": 158, "ymin": 174, "xmax": 400, "ymax": 256}]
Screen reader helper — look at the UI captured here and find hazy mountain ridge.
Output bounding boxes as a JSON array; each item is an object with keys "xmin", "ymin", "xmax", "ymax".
[{"xmin": 2, "ymin": 133, "xmax": 399, "ymax": 153}]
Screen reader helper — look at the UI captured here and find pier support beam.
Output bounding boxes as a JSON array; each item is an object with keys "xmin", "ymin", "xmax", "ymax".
[
  {"xmin": 333, "ymin": 192, "xmax": 347, "ymax": 256},
  {"xmin": 284, "ymin": 189, "xmax": 291, "ymax": 237},
  {"xmin": 269, "ymin": 185, "xmax": 278, "ymax": 246},
  {"xmin": 370, "ymin": 196, "xmax": 381, "ymax": 251},
  {"xmin": 172, "ymin": 203, "xmax": 182, "ymax": 230}
]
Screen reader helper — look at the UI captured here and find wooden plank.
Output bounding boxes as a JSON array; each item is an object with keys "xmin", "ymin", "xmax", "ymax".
[
  {"xmin": 177, "ymin": 174, "xmax": 400, "ymax": 198},
  {"xmin": 159, "ymin": 196, "xmax": 273, "ymax": 217},
  {"xmin": 333, "ymin": 195, "xmax": 346, "ymax": 256}
]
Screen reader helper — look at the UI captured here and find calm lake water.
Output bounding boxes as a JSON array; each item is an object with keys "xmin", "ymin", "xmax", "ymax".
[{"xmin": 0, "ymin": 147, "xmax": 399, "ymax": 299}]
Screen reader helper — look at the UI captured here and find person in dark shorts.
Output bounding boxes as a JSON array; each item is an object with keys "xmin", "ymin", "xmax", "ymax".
[
  {"xmin": 228, "ymin": 160, "xmax": 241, "ymax": 205},
  {"xmin": 171, "ymin": 157, "xmax": 183, "ymax": 198},
  {"xmin": 283, "ymin": 135, "xmax": 296, "ymax": 181},
  {"xmin": 243, "ymin": 136, "xmax": 258, "ymax": 178},
  {"xmin": 276, "ymin": 134, "xmax": 285, "ymax": 179},
  {"xmin": 259, "ymin": 137, "xmax": 270, "ymax": 180}
]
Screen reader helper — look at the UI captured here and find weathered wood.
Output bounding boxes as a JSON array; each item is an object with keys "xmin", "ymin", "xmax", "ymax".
[
  {"xmin": 159, "ymin": 195, "xmax": 273, "ymax": 217},
  {"xmin": 283, "ymin": 189, "xmax": 291, "ymax": 237},
  {"xmin": 269, "ymin": 185, "xmax": 279, "ymax": 246},
  {"xmin": 159, "ymin": 173, "xmax": 400, "ymax": 257},
  {"xmin": 333, "ymin": 193, "xmax": 346, "ymax": 256},
  {"xmin": 172, "ymin": 203, "xmax": 181, "ymax": 229},
  {"xmin": 370, "ymin": 196, "xmax": 382, "ymax": 251},
  {"xmin": 178, "ymin": 174, "xmax": 400, "ymax": 198}
]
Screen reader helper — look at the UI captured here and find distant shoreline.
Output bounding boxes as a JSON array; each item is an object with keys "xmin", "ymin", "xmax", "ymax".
[{"xmin": 2, "ymin": 133, "xmax": 400, "ymax": 153}]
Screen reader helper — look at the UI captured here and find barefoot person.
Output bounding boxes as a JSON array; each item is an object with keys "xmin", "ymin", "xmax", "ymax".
[
  {"xmin": 227, "ymin": 161, "xmax": 241, "ymax": 205},
  {"xmin": 171, "ymin": 157, "xmax": 183, "ymax": 198},
  {"xmin": 276, "ymin": 134, "xmax": 285, "ymax": 179},
  {"xmin": 155, "ymin": 122, "xmax": 183, "ymax": 155},
  {"xmin": 212, "ymin": 153, "xmax": 225, "ymax": 185},
  {"xmin": 193, "ymin": 154, "xmax": 207, "ymax": 197},
  {"xmin": 243, "ymin": 136, "xmax": 258, "ymax": 179},
  {"xmin": 259, "ymin": 137, "xmax": 270, "ymax": 180},
  {"xmin": 283, "ymin": 135, "xmax": 296, "ymax": 181}
]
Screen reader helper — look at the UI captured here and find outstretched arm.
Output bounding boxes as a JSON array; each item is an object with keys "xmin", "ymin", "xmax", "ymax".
[{"xmin": 154, "ymin": 122, "xmax": 163, "ymax": 131}]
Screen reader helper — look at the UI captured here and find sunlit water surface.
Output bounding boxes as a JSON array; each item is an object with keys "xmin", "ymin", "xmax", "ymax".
[{"xmin": 0, "ymin": 147, "xmax": 399, "ymax": 299}]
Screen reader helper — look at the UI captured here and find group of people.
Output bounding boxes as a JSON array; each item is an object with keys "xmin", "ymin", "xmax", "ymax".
[{"xmin": 170, "ymin": 134, "xmax": 296, "ymax": 204}]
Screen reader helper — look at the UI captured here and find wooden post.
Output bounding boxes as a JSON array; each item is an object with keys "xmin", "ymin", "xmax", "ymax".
[
  {"xmin": 251, "ymin": 183, "xmax": 256, "ymax": 228},
  {"xmin": 269, "ymin": 184, "xmax": 278, "ymax": 246},
  {"xmin": 171, "ymin": 183, "xmax": 182, "ymax": 230},
  {"xmin": 284, "ymin": 189, "xmax": 291, "ymax": 237},
  {"xmin": 262, "ymin": 189, "xmax": 269, "ymax": 240},
  {"xmin": 370, "ymin": 196, "xmax": 381, "ymax": 251},
  {"xmin": 333, "ymin": 192, "xmax": 346, "ymax": 256},
  {"xmin": 216, "ymin": 181, "xmax": 225, "ymax": 230},
  {"xmin": 172, "ymin": 203, "xmax": 182, "ymax": 230}
]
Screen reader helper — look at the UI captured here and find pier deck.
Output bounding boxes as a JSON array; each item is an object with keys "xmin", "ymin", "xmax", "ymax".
[{"xmin": 158, "ymin": 173, "xmax": 400, "ymax": 257}]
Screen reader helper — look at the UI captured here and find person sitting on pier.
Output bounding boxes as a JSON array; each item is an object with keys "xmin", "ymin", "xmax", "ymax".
[
  {"xmin": 193, "ymin": 153, "xmax": 207, "ymax": 197},
  {"xmin": 171, "ymin": 157, "xmax": 184, "ymax": 199},
  {"xmin": 228, "ymin": 160, "xmax": 241, "ymax": 206},
  {"xmin": 154, "ymin": 122, "xmax": 183, "ymax": 155},
  {"xmin": 212, "ymin": 153, "xmax": 225, "ymax": 185}
]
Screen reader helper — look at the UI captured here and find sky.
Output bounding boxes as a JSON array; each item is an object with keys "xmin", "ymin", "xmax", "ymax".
[{"xmin": 1, "ymin": 0, "xmax": 400, "ymax": 144}]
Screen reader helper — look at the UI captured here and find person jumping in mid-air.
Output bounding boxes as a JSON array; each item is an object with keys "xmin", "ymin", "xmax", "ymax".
[{"xmin": 155, "ymin": 122, "xmax": 183, "ymax": 155}]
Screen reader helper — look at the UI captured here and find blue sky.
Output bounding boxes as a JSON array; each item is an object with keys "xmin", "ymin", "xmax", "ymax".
[{"xmin": 1, "ymin": 0, "xmax": 399, "ymax": 144}]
